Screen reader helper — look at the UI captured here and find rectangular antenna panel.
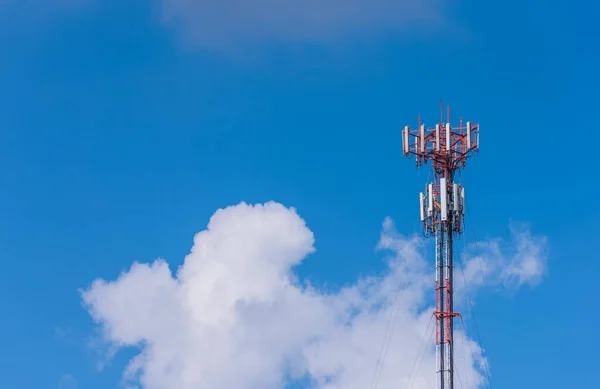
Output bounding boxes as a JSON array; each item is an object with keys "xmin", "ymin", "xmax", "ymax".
[
  {"xmin": 435, "ymin": 124, "xmax": 440, "ymax": 152},
  {"xmin": 419, "ymin": 192, "xmax": 425, "ymax": 221},
  {"xmin": 477, "ymin": 124, "xmax": 480, "ymax": 149},
  {"xmin": 467, "ymin": 121, "xmax": 472, "ymax": 150},
  {"xmin": 461, "ymin": 187, "xmax": 465, "ymax": 217},
  {"xmin": 453, "ymin": 183, "xmax": 459, "ymax": 211},
  {"xmin": 415, "ymin": 135, "xmax": 419, "ymax": 163},
  {"xmin": 402, "ymin": 126, "xmax": 409, "ymax": 155},
  {"xmin": 446, "ymin": 123, "xmax": 451, "ymax": 154},
  {"xmin": 427, "ymin": 184, "xmax": 433, "ymax": 216},
  {"xmin": 420, "ymin": 125, "xmax": 425, "ymax": 153},
  {"xmin": 440, "ymin": 178, "xmax": 447, "ymax": 221}
]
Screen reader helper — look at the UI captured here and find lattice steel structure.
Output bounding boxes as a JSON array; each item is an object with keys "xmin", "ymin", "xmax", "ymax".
[{"xmin": 401, "ymin": 108, "xmax": 479, "ymax": 389}]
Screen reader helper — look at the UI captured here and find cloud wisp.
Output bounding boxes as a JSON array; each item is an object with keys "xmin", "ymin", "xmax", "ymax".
[
  {"xmin": 156, "ymin": 0, "xmax": 444, "ymax": 50},
  {"xmin": 81, "ymin": 201, "xmax": 547, "ymax": 389},
  {"xmin": 58, "ymin": 374, "xmax": 78, "ymax": 389},
  {"xmin": 459, "ymin": 222, "xmax": 549, "ymax": 291},
  {"xmin": 1, "ymin": 1, "xmax": 448, "ymax": 52}
]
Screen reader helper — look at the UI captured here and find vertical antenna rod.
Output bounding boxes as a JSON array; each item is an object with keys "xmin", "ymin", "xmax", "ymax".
[{"xmin": 402, "ymin": 107, "xmax": 479, "ymax": 389}]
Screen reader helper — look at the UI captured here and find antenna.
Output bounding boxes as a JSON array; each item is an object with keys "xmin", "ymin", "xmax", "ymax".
[{"xmin": 401, "ymin": 106, "xmax": 479, "ymax": 389}]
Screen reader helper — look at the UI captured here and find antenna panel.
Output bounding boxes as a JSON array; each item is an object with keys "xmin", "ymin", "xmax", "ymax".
[
  {"xmin": 420, "ymin": 124, "xmax": 425, "ymax": 153},
  {"xmin": 420, "ymin": 192, "xmax": 425, "ymax": 221},
  {"xmin": 461, "ymin": 187, "xmax": 465, "ymax": 219},
  {"xmin": 427, "ymin": 184, "xmax": 433, "ymax": 216},
  {"xmin": 440, "ymin": 178, "xmax": 447, "ymax": 221},
  {"xmin": 445, "ymin": 123, "xmax": 451, "ymax": 154},
  {"xmin": 453, "ymin": 183, "xmax": 459, "ymax": 211},
  {"xmin": 467, "ymin": 121, "xmax": 472, "ymax": 150},
  {"xmin": 435, "ymin": 124, "xmax": 440, "ymax": 152},
  {"xmin": 402, "ymin": 126, "xmax": 409, "ymax": 155},
  {"xmin": 415, "ymin": 135, "xmax": 419, "ymax": 164}
]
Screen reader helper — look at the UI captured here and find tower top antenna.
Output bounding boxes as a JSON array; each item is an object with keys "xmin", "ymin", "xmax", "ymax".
[{"xmin": 401, "ymin": 110, "xmax": 479, "ymax": 173}]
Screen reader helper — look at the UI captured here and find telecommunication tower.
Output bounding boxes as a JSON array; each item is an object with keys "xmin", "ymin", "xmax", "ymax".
[{"xmin": 401, "ymin": 106, "xmax": 479, "ymax": 389}]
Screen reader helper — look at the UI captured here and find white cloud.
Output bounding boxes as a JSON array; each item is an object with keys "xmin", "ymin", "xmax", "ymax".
[
  {"xmin": 459, "ymin": 222, "xmax": 549, "ymax": 291},
  {"xmin": 82, "ymin": 201, "xmax": 547, "ymax": 389},
  {"xmin": 157, "ymin": 0, "xmax": 444, "ymax": 50}
]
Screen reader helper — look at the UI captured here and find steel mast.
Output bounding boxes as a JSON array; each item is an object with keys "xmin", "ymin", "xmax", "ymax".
[{"xmin": 401, "ymin": 108, "xmax": 479, "ymax": 389}]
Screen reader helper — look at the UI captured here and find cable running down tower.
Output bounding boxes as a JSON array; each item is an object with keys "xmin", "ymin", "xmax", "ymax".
[{"xmin": 401, "ymin": 108, "xmax": 479, "ymax": 389}]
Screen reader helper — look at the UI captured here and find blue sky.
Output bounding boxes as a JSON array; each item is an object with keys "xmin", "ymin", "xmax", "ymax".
[{"xmin": 0, "ymin": 1, "xmax": 595, "ymax": 389}]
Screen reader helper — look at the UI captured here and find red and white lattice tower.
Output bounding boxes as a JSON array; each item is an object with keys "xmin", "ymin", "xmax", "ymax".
[{"xmin": 401, "ymin": 107, "xmax": 480, "ymax": 389}]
